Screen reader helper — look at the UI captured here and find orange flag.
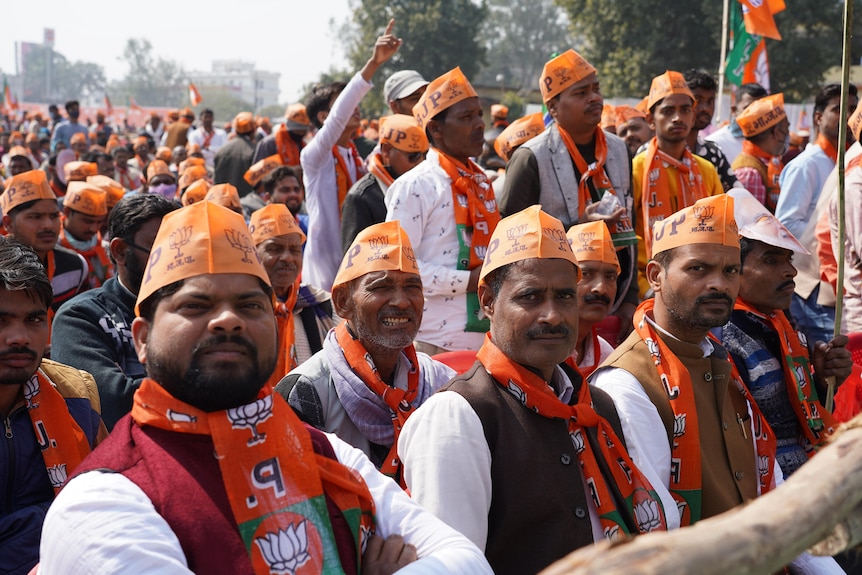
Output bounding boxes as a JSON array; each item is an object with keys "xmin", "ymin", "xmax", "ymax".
[
  {"xmin": 742, "ymin": 38, "xmax": 770, "ymax": 92},
  {"xmin": 738, "ymin": 0, "xmax": 784, "ymax": 40},
  {"xmin": 189, "ymin": 83, "xmax": 203, "ymax": 107}
]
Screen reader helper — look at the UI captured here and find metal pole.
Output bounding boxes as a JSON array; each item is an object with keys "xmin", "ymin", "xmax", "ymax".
[
  {"xmin": 826, "ymin": 0, "xmax": 852, "ymax": 412},
  {"xmin": 716, "ymin": 0, "xmax": 730, "ymax": 124}
]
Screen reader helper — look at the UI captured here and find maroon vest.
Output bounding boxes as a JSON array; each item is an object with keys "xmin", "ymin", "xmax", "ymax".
[{"xmin": 75, "ymin": 415, "xmax": 360, "ymax": 575}]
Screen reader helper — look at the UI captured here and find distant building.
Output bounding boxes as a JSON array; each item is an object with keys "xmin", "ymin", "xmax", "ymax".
[{"xmin": 189, "ymin": 60, "xmax": 280, "ymax": 111}]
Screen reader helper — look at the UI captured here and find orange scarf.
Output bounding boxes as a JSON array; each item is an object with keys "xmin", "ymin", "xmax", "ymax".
[
  {"xmin": 59, "ymin": 228, "xmax": 113, "ymax": 289},
  {"xmin": 115, "ymin": 166, "xmax": 141, "ymax": 191},
  {"xmin": 132, "ymin": 379, "xmax": 376, "ymax": 574},
  {"xmin": 275, "ymin": 125, "xmax": 302, "ymax": 166},
  {"xmin": 333, "ymin": 142, "xmax": 364, "ymax": 210},
  {"xmin": 334, "ymin": 322, "xmax": 418, "ymax": 486},
  {"xmin": 640, "ymin": 138, "xmax": 708, "ymax": 258},
  {"xmin": 436, "ymin": 150, "xmax": 501, "ymax": 332},
  {"xmin": 558, "ymin": 127, "xmax": 636, "ymax": 247},
  {"xmin": 477, "ymin": 335, "xmax": 667, "ymax": 537},
  {"xmin": 740, "ymin": 140, "xmax": 783, "ymax": 212},
  {"xmin": 265, "ymin": 280, "xmax": 300, "ymax": 390},
  {"xmin": 633, "ymin": 299, "xmax": 776, "ymax": 526},
  {"xmin": 24, "ymin": 369, "xmax": 93, "ymax": 494},
  {"xmin": 733, "ymin": 299, "xmax": 837, "ymax": 449},
  {"xmin": 367, "ymin": 153, "xmax": 394, "ymax": 190},
  {"xmin": 815, "ymin": 133, "xmax": 840, "ymax": 163}
]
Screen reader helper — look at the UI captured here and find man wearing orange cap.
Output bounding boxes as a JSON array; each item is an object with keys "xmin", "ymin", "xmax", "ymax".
[
  {"xmin": 52, "ymin": 194, "xmax": 180, "ymax": 430},
  {"xmin": 189, "ymin": 108, "xmax": 227, "ymax": 169},
  {"xmin": 40, "ymin": 200, "xmax": 492, "ymax": 575},
  {"xmin": 731, "ymin": 93, "xmax": 789, "ymax": 212},
  {"xmin": 341, "ymin": 114, "xmax": 428, "ymax": 251},
  {"xmin": 400, "ymin": 205, "xmax": 666, "ymax": 575},
  {"xmin": 59, "ymin": 181, "xmax": 112, "ymax": 289},
  {"xmin": 489, "ymin": 113, "xmax": 545, "ymax": 192},
  {"xmin": 69, "ymin": 132, "xmax": 89, "ymax": 157},
  {"xmin": 1, "ymin": 171, "xmax": 88, "ymax": 312},
  {"xmin": 0, "ymin": 236, "xmax": 106, "ymax": 575},
  {"xmin": 112, "ymin": 145, "xmax": 144, "ymax": 192},
  {"xmin": 258, "ymin": 166, "xmax": 307, "ymax": 231},
  {"xmin": 128, "ymin": 135, "xmax": 153, "ymax": 176},
  {"xmin": 478, "ymin": 104, "xmax": 509, "ymax": 170},
  {"xmin": 633, "ymin": 70, "xmax": 724, "ymax": 298},
  {"xmin": 567, "ymin": 220, "xmax": 620, "ymax": 377},
  {"xmin": 386, "ymin": 66, "xmax": 499, "ymax": 353},
  {"xmin": 614, "ymin": 104, "xmax": 653, "ymax": 157},
  {"xmin": 214, "ymin": 112, "xmax": 257, "ymax": 197},
  {"xmin": 253, "ymin": 103, "xmax": 311, "ymax": 171},
  {"xmin": 161, "ymin": 107, "xmax": 194, "ymax": 150},
  {"xmin": 89, "ymin": 111, "xmax": 114, "ymax": 147},
  {"xmin": 5, "ymin": 146, "xmax": 34, "ymax": 177},
  {"xmin": 718, "ymin": 188, "xmax": 850, "ymax": 479},
  {"xmin": 145, "ymin": 159, "xmax": 178, "ymax": 199},
  {"xmin": 87, "ymin": 173, "xmax": 126, "ymax": 236},
  {"xmin": 84, "ymin": 151, "xmax": 116, "ymax": 179},
  {"xmin": 684, "ymin": 69, "xmax": 737, "ymax": 191},
  {"xmin": 301, "ymin": 23, "xmax": 401, "ymax": 292},
  {"xmin": 144, "ymin": 111, "xmax": 164, "ymax": 143},
  {"xmin": 204, "ymin": 183, "xmax": 244, "ymax": 215},
  {"xmin": 705, "ymin": 82, "xmax": 768, "ymax": 165},
  {"xmin": 277, "ymin": 221, "xmax": 454, "ymax": 483}
]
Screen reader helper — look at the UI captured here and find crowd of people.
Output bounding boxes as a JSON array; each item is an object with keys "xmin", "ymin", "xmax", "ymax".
[{"xmin": 0, "ymin": 19, "xmax": 860, "ymax": 575}]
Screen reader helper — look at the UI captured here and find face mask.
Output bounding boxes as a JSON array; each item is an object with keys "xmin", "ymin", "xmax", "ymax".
[
  {"xmin": 68, "ymin": 110, "xmax": 80, "ymax": 120},
  {"xmin": 149, "ymin": 183, "xmax": 177, "ymax": 199}
]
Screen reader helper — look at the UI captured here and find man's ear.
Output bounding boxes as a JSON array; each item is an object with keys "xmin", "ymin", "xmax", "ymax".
[
  {"xmin": 131, "ymin": 316, "xmax": 150, "ymax": 364},
  {"xmin": 110, "ymin": 237, "xmax": 128, "ymax": 267},
  {"xmin": 379, "ymin": 142, "xmax": 392, "ymax": 167},
  {"xmin": 1, "ymin": 214, "xmax": 12, "ymax": 234},
  {"xmin": 646, "ymin": 112, "xmax": 656, "ymax": 131},
  {"xmin": 478, "ymin": 283, "xmax": 495, "ymax": 321},
  {"xmin": 646, "ymin": 260, "xmax": 664, "ymax": 294},
  {"xmin": 331, "ymin": 284, "xmax": 354, "ymax": 322},
  {"xmin": 316, "ymin": 110, "xmax": 329, "ymax": 127}
]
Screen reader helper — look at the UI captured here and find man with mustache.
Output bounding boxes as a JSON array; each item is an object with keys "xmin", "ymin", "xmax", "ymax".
[
  {"xmin": 633, "ymin": 70, "xmax": 724, "ymax": 298},
  {"xmin": 566, "ymin": 220, "xmax": 619, "ymax": 377},
  {"xmin": 614, "ymin": 103, "xmax": 653, "ymax": 158},
  {"xmin": 50, "ymin": 194, "xmax": 180, "ymax": 430},
  {"xmin": 386, "ymin": 66, "xmax": 500, "ymax": 353},
  {"xmin": 683, "ymin": 69, "xmax": 737, "ymax": 191},
  {"xmin": 40, "ymin": 200, "xmax": 492, "ymax": 574},
  {"xmin": 717, "ymin": 189, "xmax": 851, "ymax": 478},
  {"xmin": 0, "ymin": 235, "xmax": 106, "ymax": 574},
  {"xmin": 500, "ymin": 49, "xmax": 638, "ymax": 344},
  {"xmin": 276, "ymin": 221, "xmax": 454, "ymax": 484},
  {"xmin": 0, "ymin": 171, "xmax": 87, "ymax": 313},
  {"xmin": 400, "ymin": 206, "xmax": 667, "ymax": 575}
]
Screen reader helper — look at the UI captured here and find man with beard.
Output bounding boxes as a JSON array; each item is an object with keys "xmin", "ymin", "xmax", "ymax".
[
  {"xmin": 386, "ymin": 67, "xmax": 500, "ymax": 353},
  {"xmin": 303, "ymin": 21, "xmax": 401, "ymax": 291},
  {"xmin": 566, "ymin": 220, "xmax": 619, "ymax": 377},
  {"xmin": 717, "ymin": 188, "xmax": 850, "ymax": 478},
  {"xmin": 684, "ymin": 69, "xmax": 737, "ymax": 191},
  {"xmin": 400, "ymin": 206, "xmax": 667, "ymax": 575},
  {"xmin": 51, "ymin": 194, "xmax": 180, "ymax": 429},
  {"xmin": 39, "ymin": 200, "xmax": 491, "ymax": 575},
  {"xmin": 0, "ymin": 236, "xmax": 105, "ymax": 575},
  {"xmin": 633, "ymin": 70, "xmax": 724, "ymax": 298},
  {"xmin": 277, "ymin": 221, "xmax": 454, "ymax": 484},
  {"xmin": 1, "ymin": 171, "xmax": 87, "ymax": 313}
]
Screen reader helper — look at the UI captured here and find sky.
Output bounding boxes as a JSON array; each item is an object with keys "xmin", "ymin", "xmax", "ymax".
[{"xmin": 0, "ymin": 0, "xmax": 353, "ymax": 105}]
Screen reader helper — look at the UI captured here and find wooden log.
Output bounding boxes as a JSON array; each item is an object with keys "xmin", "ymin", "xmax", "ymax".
[{"xmin": 539, "ymin": 416, "xmax": 862, "ymax": 575}]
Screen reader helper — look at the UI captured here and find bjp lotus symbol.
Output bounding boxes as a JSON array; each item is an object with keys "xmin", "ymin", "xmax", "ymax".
[
  {"xmin": 255, "ymin": 520, "xmax": 311, "ymax": 575},
  {"xmin": 169, "ymin": 226, "xmax": 193, "ymax": 259},
  {"xmin": 47, "ymin": 464, "xmax": 68, "ymax": 489},
  {"xmin": 693, "ymin": 205, "xmax": 714, "ymax": 227},
  {"xmin": 225, "ymin": 228, "xmax": 256, "ymax": 264},
  {"xmin": 227, "ymin": 396, "xmax": 273, "ymax": 446},
  {"xmin": 635, "ymin": 499, "xmax": 663, "ymax": 532},
  {"xmin": 23, "ymin": 376, "xmax": 40, "ymax": 408}
]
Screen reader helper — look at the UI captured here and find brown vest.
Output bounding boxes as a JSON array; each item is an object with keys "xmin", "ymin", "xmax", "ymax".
[
  {"xmin": 445, "ymin": 361, "xmax": 625, "ymax": 575},
  {"xmin": 602, "ymin": 329, "xmax": 757, "ymax": 521}
]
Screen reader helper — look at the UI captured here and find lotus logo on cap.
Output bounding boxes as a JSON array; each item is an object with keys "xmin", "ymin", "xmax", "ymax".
[
  {"xmin": 543, "ymin": 226, "xmax": 569, "ymax": 251},
  {"xmin": 578, "ymin": 231, "xmax": 596, "ymax": 252},
  {"xmin": 224, "ymin": 228, "xmax": 256, "ymax": 264}
]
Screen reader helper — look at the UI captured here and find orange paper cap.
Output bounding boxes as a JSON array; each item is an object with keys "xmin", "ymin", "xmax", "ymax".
[
  {"xmin": 178, "ymin": 157, "xmax": 206, "ymax": 175},
  {"xmin": 539, "ymin": 49, "xmax": 597, "ymax": 103},
  {"xmin": 333, "ymin": 220, "xmax": 420, "ymax": 290},
  {"xmin": 413, "ymin": 67, "xmax": 479, "ymax": 130},
  {"xmin": 178, "ymin": 165, "xmax": 208, "ymax": 190},
  {"xmin": 491, "ymin": 104, "xmax": 509, "ymax": 119},
  {"xmin": 204, "ymin": 183, "xmax": 242, "ymax": 212},
  {"xmin": 0, "ymin": 170, "xmax": 56, "ymax": 215},
  {"xmin": 234, "ymin": 112, "xmax": 254, "ymax": 135},
  {"xmin": 249, "ymin": 203, "xmax": 306, "ymax": 246},
  {"xmin": 86, "ymin": 175, "xmax": 126, "ymax": 209},
  {"xmin": 647, "ymin": 71, "xmax": 695, "ymax": 111},
  {"xmin": 64, "ymin": 181, "xmax": 108, "ymax": 217},
  {"xmin": 63, "ymin": 161, "xmax": 98, "ymax": 183},
  {"xmin": 244, "ymin": 154, "xmax": 283, "ymax": 188},
  {"xmin": 285, "ymin": 103, "xmax": 311, "ymax": 127},
  {"xmin": 135, "ymin": 201, "xmax": 271, "ymax": 315},
  {"xmin": 156, "ymin": 146, "xmax": 173, "ymax": 162},
  {"xmin": 601, "ymin": 104, "xmax": 616, "ymax": 130},
  {"xmin": 614, "ymin": 105, "xmax": 646, "ymax": 130},
  {"xmin": 70, "ymin": 132, "xmax": 87, "ymax": 145},
  {"xmin": 378, "ymin": 114, "xmax": 429, "ymax": 153},
  {"xmin": 479, "ymin": 205, "xmax": 579, "ymax": 284},
  {"xmin": 850, "ymin": 104, "xmax": 862, "ymax": 143},
  {"xmin": 635, "ymin": 97, "xmax": 650, "ymax": 115},
  {"xmin": 494, "ymin": 113, "xmax": 545, "ymax": 162},
  {"xmin": 186, "ymin": 143, "xmax": 203, "ymax": 155},
  {"xmin": 728, "ymin": 188, "xmax": 808, "ymax": 254},
  {"xmin": 566, "ymin": 220, "xmax": 620, "ymax": 272},
  {"xmin": 146, "ymin": 159, "xmax": 173, "ymax": 182},
  {"xmin": 8, "ymin": 145, "xmax": 30, "ymax": 159},
  {"xmin": 181, "ymin": 179, "xmax": 210, "ymax": 206},
  {"xmin": 736, "ymin": 93, "xmax": 786, "ymax": 138},
  {"xmin": 650, "ymin": 194, "xmax": 738, "ymax": 257}
]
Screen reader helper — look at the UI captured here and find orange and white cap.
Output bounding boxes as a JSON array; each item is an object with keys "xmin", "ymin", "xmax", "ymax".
[
  {"xmin": 539, "ymin": 49, "xmax": 597, "ymax": 103},
  {"xmin": 244, "ymin": 154, "xmax": 283, "ymax": 188},
  {"xmin": 87, "ymin": 175, "xmax": 126, "ymax": 209},
  {"xmin": 413, "ymin": 67, "xmax": 478, "ymax": 130},
  {"xmin": 332, "ymin": 220, "xmax": 420, "ymax": 289},
  {"xmin": 646, "ymin": 71, "xmax": 695, "ymax": 111},
  {"xmin": 64, "ymin": 181, "xmax": 108, "ymax": 217},
  {"xmin": 494, "ymin": 113, "xmax": 545, "ymax": 162},
  {"xmin": 0, "ymin": 170, "xmax": 56, "ymax": 215},
  {"xmin": 204, "ymin": 184, "xmax": 242, "ymax": 213}
]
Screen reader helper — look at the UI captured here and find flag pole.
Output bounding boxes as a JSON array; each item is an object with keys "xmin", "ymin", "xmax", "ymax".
[
  {"xmin": 826, "ymin": 0, "xmax": 853, "ymax": 412},
  {"xmin": 716, "ymin": 0, "xmax": 731, "ymax": 123}
]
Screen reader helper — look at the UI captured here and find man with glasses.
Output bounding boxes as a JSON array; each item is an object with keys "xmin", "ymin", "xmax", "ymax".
[
  {"xmin": 731, "ymin": 93, "xmax": 789, "ymax": 214},
  {"xmin": 341, "ymin": 114, "xmax": 428, "ymax": 252},
  {"xmin": 51, "ymin": 194, "xmax": 180, "ymax": 430}
]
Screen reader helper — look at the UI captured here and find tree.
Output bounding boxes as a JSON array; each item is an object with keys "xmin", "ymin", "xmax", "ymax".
[
  {"xmin": 19, "ymin": 44, "xmax": 106, "ymax": 103},
  {"xmin": 476, "ymin": 0, "xmax": 574, "ymax": 95},
  {"xmin": 342, "ymin": 0, "xmax": 489, "ymax": 117},
  {"xmin": 115, "ymin": 39, "xmax": 186, "ymax": 107}
]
